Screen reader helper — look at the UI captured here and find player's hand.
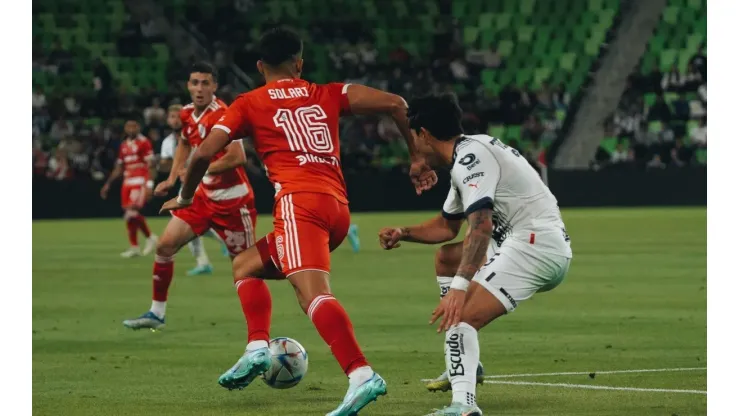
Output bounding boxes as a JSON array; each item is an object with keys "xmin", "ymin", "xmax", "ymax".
[
  {"xmin": 378, "ymin": 227, "xmax": 403, "ymax": 250},
  {"xmin": 430, "ymin": 288, "xmax": 466, "ymax": 333},
  {"xmin": 100, "ymin": 183, "xmax": 110, "ymax": 199},
  {"xmin": 159, "ymin": 196, "xmax": 192, "ymax": 214},
  {"xmin": 154, "ymin": 179, "xmax": 175, "ymax": 197},
  {"xmin": 409, "ymin": 158, "xmax": 438, "ymax": 195}
]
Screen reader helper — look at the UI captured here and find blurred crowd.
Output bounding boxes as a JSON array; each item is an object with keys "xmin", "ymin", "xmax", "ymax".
[
  {"xmin": 33, "ymin": 5, "xmax": 705, "ymax": 183},
  {"xmin": 595, "ymin": 44, "xmax": 707, "ymax": 169}
]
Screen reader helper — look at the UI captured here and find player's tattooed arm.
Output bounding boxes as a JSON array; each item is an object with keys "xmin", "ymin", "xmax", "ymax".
[{"xmin": 456, "ymin": 208, "xmax": 494, "ymax": 280}]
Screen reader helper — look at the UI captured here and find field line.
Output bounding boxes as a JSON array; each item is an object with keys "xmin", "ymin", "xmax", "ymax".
[
  {"xmin": 484, "ymin": 380, "xmax": 707, "ymax": 395},
  {"xmin": 484, "ymin": 367, "xmax": 707, "ymax": 379}
]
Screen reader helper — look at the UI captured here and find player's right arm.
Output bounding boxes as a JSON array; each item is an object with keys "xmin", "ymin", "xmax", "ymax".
[
  {"xmin": 378, "ymin": 187, "xmax": 464, "ymax": 248},
  {"xmin": 342, "ymin": 84, "xmax": 438, "ymax": 194}
]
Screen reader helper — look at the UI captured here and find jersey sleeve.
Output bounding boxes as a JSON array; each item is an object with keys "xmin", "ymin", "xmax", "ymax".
[
  {"xmin": 213, "ymin": 95, "xmax": 252, "ymax": 140},
  {"xmin": 441, "ymin": 185, "xmax": 464, "ymax": 220},
  {"xmin": 450, "ymin": 142, "xmax": 501, "ymax": 216},
  {"xmin": 326, "ymin": 82, "xmax": 352, "ymax": 116}
]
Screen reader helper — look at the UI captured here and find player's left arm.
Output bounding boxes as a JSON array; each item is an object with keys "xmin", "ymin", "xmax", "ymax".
[
  {"xmin": 205, "ymin": 140, "xmax": 247, "ymax": 174},
  {"xmin": 342, "ymin": 84, "xmax": 437, "ymax": 194}
]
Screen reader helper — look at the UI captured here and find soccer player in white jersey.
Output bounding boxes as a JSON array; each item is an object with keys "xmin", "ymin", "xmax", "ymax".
[{"xmin": 380, "ymin": 93, "xmax": 572, "ymax": 416}]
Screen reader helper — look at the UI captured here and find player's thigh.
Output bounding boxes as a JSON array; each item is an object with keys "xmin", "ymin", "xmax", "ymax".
[
  {"xmin": 328, "ymin": 199, "xmax": 351, "ymax": 252},
  {"xmin": 473, "ymin": 241, "xmax": 566, "ymax": 314},
  {"xmin": 211, "ymin": 201, "xmax": 258, "ymax": 257},
  {"xmin": 274, "ymin": 194, "xmax": 331, "ymax": 276},
  {"xmin": 158, "ymin": 215, "xmax": 199, "ymax": 256},
  {"xmin": 460, "ymin": 281, "xmax": 508, "ymax": 331}
]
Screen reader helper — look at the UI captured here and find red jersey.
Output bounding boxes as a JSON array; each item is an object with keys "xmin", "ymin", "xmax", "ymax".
[
  {"xmin": 180, "ymin": 98, "xmax": 253, "ymax": 203},
  {"xmin": 117, "ymin": 135, "xmax": 153, "ymax": 185},
  {"xmin": 213, "ymin": 78, "xmax": 349, "ymax": 204}
]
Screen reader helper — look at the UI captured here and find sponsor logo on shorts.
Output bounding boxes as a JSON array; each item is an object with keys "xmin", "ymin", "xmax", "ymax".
[
  {"xmin": 446, "ymin": 333, "xmax": 466, "ymax": 376},
  {"xmin": 296, "ymin": 154, "xmax": 340, "ymax": 167},
  {"xmin": 499, "ymin": 288, "xmax": 518, "ymax": 308},
  {"xmin": 276, "ymin": 235, "xmax": 285, "ymax": 261},
  {"xmin": 224, "ymin": 230, "xmax": 246, "ymax": 253}
]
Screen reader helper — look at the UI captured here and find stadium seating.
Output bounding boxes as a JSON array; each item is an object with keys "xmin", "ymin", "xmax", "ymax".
[
  {"xmin": 33, "ymin": 0, "xmax": 170, "ymax": 94},
  {"xmin": 641, "ymin": 0, "xmax": 706, "ymax": 74}
]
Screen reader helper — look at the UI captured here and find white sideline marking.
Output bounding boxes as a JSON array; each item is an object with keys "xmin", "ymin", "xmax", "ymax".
[
  {"xmin": 484, "ymin": 380, "xmax": 707, "ymax": 395},
  {"xmin": 484, "ymin": 367, "xmax": 707, "ymax": 379}
]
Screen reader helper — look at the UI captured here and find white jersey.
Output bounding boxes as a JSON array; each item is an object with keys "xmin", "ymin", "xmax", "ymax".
[
  {"xmin": 160, "ymin": 133, "xmax": 177, "ymax": 160},
  {"xmin": 442, "ymin": 134, "xmax": 572, "ymax": 258}
]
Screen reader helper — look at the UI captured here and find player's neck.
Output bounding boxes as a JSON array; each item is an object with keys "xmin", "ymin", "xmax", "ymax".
[
  {"xmin": 193, "ymin": 97, "xmax": 215, "ymax": 117},
  {"xmin": 433, "ymin": 138, "xmax": 459, "ymax": 165},
  {"xmin": 264, "ymin": 72, "xmax": 298, "ymax": 84}
]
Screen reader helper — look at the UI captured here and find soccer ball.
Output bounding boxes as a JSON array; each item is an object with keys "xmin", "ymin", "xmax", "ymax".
[{"xmin": 261, "ymin": 337, "xmax": 308, "ymax": 389}]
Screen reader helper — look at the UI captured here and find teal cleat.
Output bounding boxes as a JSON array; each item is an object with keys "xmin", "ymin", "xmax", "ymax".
[
  {"xmin": 424, "ymin": 403, "xmax": 483, "ymax": 416},
  {"xmin": 186, "ymin": 264, "xmax": 213, "ymax": 276},
  {"xmin": 123, "ymin": 311, "xmax": 165, "ymax": 330},
  {"xmin": 347, "ymin": 224, "xmax": 360, "ymax": 253},
  {"xmin": 218, "ymin": 347, "xmax": 272, "ymax": 390},
  {"xmin": 220, "ymin": 243, "xmax": 230, "ymax": 257},
  {"xmin": 326, "ymin": 372, "xmax": 387, "ymax": 416}
]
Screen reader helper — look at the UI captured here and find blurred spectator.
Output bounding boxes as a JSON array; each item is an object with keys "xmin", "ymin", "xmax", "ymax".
[
  {"xmin": 49, "ymin": 117, "xmax": 75, "ymax": 142},
  {"xmin": 671, "ymin": 138, "xmax": 694, "ymax": 167},
  {"xmin": 647, "ymin": 94, "xmax": 672, "ymax": 123},
  {"xmin": 690, "ymin": 44, "xmax": 706, "ymax": 80},
  {"xmin": 47, "ymin": 147, "xmax": 72, "ymax": 180},
  {"xmin": 64, "ymin": 95, "xmax": 80, "ymax": 116},
  {"xmin": 661, "ymin": 64, "xmax": 682, "ymax": 92},
  {"xmin": 466, "ymin": 43, "xmax": 502, "ymax": 69},
  {"xmin": 48, "ymin": 41, "xmax": 73, "ymax": 74},
  {"xmin": 611, "ymin": 141, "xmax": 631, "ymax": 164},
  {"xmin": 449, "ymin": 55, "xmax": 470, "ymax": 82},
  {"xmin": 358, "ymin": 39, "xmax": 378, "ymax": 66},
  {"xmin": 32, "ymin": 87, "xmax": 47, "ymax": 111},
  {"xmin": 146, "ymin": 128, "xmax": 163, "ymax": 154},
  {"xmin": 672, "ymin": 93, "xmax": 690, "ymax": 121},
  {"xmin": 522, "ymin": 114, "xmax": 544, "ymax": 141},
  {"xmin": 33, "ymin": 140, "xmax": 48, "ymax": 176},
  {"xmin": 646, "ymin": 153, "xmax": 666, "ymax": 169},
  {"xmin": 553, "ymin": 83, "xmax": 570, "ymax": 109},
  {"xmin": 690, "ymin": 117, "xmax": 707, "ymax": 148},
  {"xmin": 143, "ymin": 97, "xmax": 167, "ymax": 126},
  {"xmin": 645, "ymin": 65, "xmax": 663, "ymax": 93},
  {"xmin": 683, "ymin": 63, "xmax": 703, "ymax": 93}
]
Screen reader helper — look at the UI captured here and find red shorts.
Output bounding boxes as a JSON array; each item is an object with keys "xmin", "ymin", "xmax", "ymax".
[
  {"xmin": 121, "ymin": 181, "xmax": 148, "ymax": 210},
  {"xmin": 172, "ymin": 191, "xmax": 257, "ymax": 256},
  {"xmin": 266, "ymin": 192, "xmax": 350, "ymax": 276}
]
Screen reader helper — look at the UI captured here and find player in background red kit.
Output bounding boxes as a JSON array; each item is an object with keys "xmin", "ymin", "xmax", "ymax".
[
  {"xmin": 162, "ymin": 29, "xmax": 437, "ymax": 416},
  {"xmin": 122, "ymin": 63, "xmax": 272, "ymax": 335},
  {"xmin": 101, "ymin": 120, "xmax": 158, "ymax": 258}
]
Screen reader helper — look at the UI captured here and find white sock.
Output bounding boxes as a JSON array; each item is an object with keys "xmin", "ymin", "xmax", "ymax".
[
  {"xmin": 150, "ymin": 300, "xmax": 166, "ymax": 319},
  {"xmin": 348, "ymin": 365, "xmax": 374, "ymax": 388},
  {"xmin": 188, "ymin": 237, "xmax": 210, "ymax": 266},
  {"xmin": 445, "ymin": 322, "xmax": 480, "ymax": 407},
  {"xmin": 246, "ymin": 340, "xmax": 268, "ymax": 352},
  {"xmin": 437, "ymin": 276, "xmax": 453, "ymax": 299}
]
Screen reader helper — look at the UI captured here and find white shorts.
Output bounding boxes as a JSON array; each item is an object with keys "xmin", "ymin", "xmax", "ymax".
[{"xmin": 473, "ymin": 236, "xmax": 571, "ymax": 313}]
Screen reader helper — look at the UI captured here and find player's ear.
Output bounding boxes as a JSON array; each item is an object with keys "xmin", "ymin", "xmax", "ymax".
[
  {"xmin": 295, "ymin": 58, "xmax": 304, "ymax": 75},
  {"xmin": 256, "ymin": 60, "xmax": 265, "ymax": 77}
]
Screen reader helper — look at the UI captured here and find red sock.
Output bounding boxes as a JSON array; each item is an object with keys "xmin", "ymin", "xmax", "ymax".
[
  {"xmin": 307, "ymin": 294, "xmax": 369, "ymax": 375},
  {"xmin": 126, "ymin": 219, "xmax": 138, "ymax": 247},
  {"xmin": 235, "ymin": 278, "xmax": 272, "ymax": 343},
  {"xmin": 153, "ymin": 255, "xmax": 175, "ymax": 301},
  {"xmin": 135, "ymin": 214, "xmax": 151, "ymax": 238}
]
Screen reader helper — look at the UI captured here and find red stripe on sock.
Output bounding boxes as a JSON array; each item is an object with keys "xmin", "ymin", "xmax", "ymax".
[{"xmin": 307, "ymin": 295, "xmax": 369, "ymax": 375}]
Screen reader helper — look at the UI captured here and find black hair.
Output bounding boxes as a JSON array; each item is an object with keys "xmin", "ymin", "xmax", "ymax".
[
  {"xmin": 258, "ymin": 27, "xmax": 303, "ymax": 66},
  {"xmin": 189, "ymin": 61, "xmax": 217, "ymax": 82},
  {"xmin": 407, "ymin": 93, "xmax": 464, "ymax": 141}
]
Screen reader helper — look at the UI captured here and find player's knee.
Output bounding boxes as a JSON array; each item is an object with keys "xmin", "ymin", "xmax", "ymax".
[
  {"xmin": 123, "ymin": 209, "xmax": 138, "ymax": 220},
  {"xmin": 155, "ymin": 237, "xmax": 179, "ymax": 258},
  {"xmin": 435, "ymin": 244, "xmax": 460, "ymax": 276}
]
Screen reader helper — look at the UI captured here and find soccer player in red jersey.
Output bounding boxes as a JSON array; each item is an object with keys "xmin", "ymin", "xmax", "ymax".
[
  {"xmin": 123, "ymin": 62, "xmax": 272, "ymax": 337},
  {"xmin": 101, "ymin": 120, "xmax": 158, "ymax": 258},
  {"xmin": 162, "ymin": 29, "xmax": 437, "ymax": 415}
]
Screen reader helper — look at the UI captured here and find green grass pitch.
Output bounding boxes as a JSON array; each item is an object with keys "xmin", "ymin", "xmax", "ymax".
[{"xmin": 33, "ymin": 208, "xmax": 706, "ymax": 415}]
